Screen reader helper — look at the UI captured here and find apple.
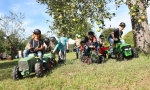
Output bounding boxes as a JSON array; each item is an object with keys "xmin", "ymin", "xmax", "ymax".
[
  {"xmin": 58, "ymin": 32, "xmax": 61, "ymax": 34},
  {"xmin": 78, "ymin": 35, "xmax": 81, "ymax": 38},
  {"xmin": 58, "ymin": 15, "xmax": 63, "ymax": 19},
  {"xmin": 141, "ymin": 16, "xmax": 146, "ymax": 20},
  {"xmin": 82, "ymin": 11, "xmax": 86, "ymax": 15},
  {"xmin": 132, "ymin": 13, "xmax": 136, "ymax": 16},
  {"xmin": 96, "ymin": 21, "xmax": 101, "ymax": 25},
  {"xmin": 97, "ymin": 28, "xmax": 101, "ymax": 32},
  {"xmin": 98, "ymin": 5, "xmax": 102, "ymax": 8},
  {"xmin": 72, "ymin": 18, "xmax": 76, "ymax": 22},
  {"xmin": 138, "ymin": 19, "xmax": 142, "ymax": 23},
  {"xmin": 90, "ymin": 3, "xmax": 92, "ymax": 6},
  {"xmin": 71, "ymin": 5, "xmax": 75, "ymax": 9},
  {"xmin": 131, "ymin": 7, "xmax": 134, "ymax": 10}
]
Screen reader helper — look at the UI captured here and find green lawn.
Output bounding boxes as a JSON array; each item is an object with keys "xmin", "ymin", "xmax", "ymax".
[{"xmin": 0, "ymin": 52, "xmax": 150, "ymax": 90}]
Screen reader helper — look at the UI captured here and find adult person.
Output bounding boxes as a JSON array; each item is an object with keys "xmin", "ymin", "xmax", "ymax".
[
  {"xmin": 75, "ymin": 34, "xmax": 81, "ymax": 59},
  {"xmin": 59, "ymin": 33, "xmax": 69, "ymax": 61}
]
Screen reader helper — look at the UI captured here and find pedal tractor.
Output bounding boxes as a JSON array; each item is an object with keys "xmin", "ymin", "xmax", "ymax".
[
  {"xmin": 12, "ymin": 52, "xmax": 57, "ymax": 80},
  {"xmin": 106, "ymin": 42, "xmax": 138, "ymax": 61}
]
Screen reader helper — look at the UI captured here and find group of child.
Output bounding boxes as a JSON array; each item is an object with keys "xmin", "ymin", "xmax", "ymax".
[
  {"xmin": 23, "ymin": 22, "xmax": 126, "ymax": 65},
  {"xmin": 23, "ymin": 29, "xmax": 68, "ymax": 65},
  {"xmin": 79, "ymin": 22, "xmax": 126, "ymax": 59}
]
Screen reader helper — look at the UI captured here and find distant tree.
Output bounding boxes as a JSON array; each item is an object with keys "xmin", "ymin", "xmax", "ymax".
[{"xmin": 0, "ymin": 11, "xmax": 25, "ymax": 59}]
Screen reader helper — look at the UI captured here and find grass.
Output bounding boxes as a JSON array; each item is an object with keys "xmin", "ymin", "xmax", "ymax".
[{"xmin": 0, "ymin": 52, "xmax": 150, "ymax": 90}]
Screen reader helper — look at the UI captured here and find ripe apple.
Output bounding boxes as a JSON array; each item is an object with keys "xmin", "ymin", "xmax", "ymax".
[
  {"xmin": 58, "ymin": 15, "xmax": 63, "ymax": 19},
  {"xmin": 90, "ymin": 3, "xmax": 92, "ymax": 6},
  {"xmin": 72, "ymin": 18, "xmax": 76, "ymax": 22},
  {"xmin": 131, "ymin": 7, "xmax": 134, "ymax": 10},
  {"xmin": 78, "ymin": 35, "xmax": 81, "ymax": 38},
  {"xmin": 96, "ymin": 21, "xmax": 101, "ymax": 25},
  {"xmin": 98, "ymin": 5, "xmax": 102, "ymax": 8},
  {"xmin": 97, "ymin": 28, "xmax": 101, "ymax": 32},
  {"xmin": 141, "ymin": 16, "xmax": 146, "ymax": 20},
  {"xmin": 132, "ymin": 13, "xmax": 136, "ymax": 16},
  {"xmin": 138, "ymin": 19, "xmax": 142, "ymax": 23}
]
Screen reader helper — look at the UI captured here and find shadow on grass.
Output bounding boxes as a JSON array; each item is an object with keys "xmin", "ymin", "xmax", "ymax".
[{"xmin": 0, "ymin": 60, "xmax": 18, "ymax": 70}]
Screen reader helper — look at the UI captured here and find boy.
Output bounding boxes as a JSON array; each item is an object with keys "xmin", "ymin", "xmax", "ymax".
[
  {"xmin": 43, "ymin": 38, "xmax": 51, "ymax": 53},
  {"xmin": 50, "ymin": 37, "xmax": 65, "ymax": 61},
  {"xmin": 108, "ymin": 22, "xmax": 126, "ymax": 55},
  {"xmin": 98, "ymin": 35, "xmax": 105, "ymax": 55},
  {"xmin": 24, "ymin": 29, "xmax": 44, "ymax": 64}
]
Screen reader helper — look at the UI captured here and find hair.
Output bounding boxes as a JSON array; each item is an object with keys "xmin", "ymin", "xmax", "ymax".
[
  {"xmin": 80, "ymin": 41, "xmax": 85, "ymax": 45},
  {"xmin": 33, "ymin": 33, "xmax": 42, "ymax": 39}
]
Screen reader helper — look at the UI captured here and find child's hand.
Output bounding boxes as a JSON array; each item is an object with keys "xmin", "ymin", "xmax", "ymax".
[
  {"xmin": 114, "ymin": 38, "xmax": 118, "ymax": 41},
  {"xmin": 51, "ymin": 50, "xmax": 55, "ymax": 53},
  {"xmin": 34, "ymin": 47, "xmax": 39, "ymax": 51}
]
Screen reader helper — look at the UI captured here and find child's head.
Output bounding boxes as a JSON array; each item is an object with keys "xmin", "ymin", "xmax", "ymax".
[
  {"xmin": 50, "ymin": 37, "xmax": 56, "ymax": 44},
  {"xmin": 93, "ymin": 37, "xmax": 97, "ymax": 43},
  {"xmin": 75, "ymin": 34, "xmax": 79, "ymax": 39},
  {"xmin": 119, "ymin": 22, "xmax": 126, "ymax": 31},
  {"xmin": 99, "ymin": 35, "xmax": 104, "ymax": 41},
  {"xmin": 81, "ymin": 41, "xmax": 86, "ymax": 47},
  {"xmin": 33, "ymin": 29, "xmax": 41, "ymax": 40},
  {"xmin": 44, "ymin": 38, "xmax": 50, "ymax": 45},
  {"xmin": 88, "ymin": 31, "xmax": 94, "ymax": 40}
]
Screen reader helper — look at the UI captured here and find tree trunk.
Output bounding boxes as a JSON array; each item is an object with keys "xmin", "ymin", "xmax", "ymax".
[{"xmin": 128, "ymin": 0, "xmax": 150, "ymax": 53}]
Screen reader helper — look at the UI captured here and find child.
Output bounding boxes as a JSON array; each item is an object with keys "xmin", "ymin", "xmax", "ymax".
[
  {"xmin": 24, "ymin": 29, "xmax": 44, "ymax": 64},
  {"xmin": 93, "ymin": 37, "xmax": 98, "ymax": 51},
  {"xmin": 50, "ymin": 37, "xmax": 65, "ymax": 61},
  {"xmin": 99, "ymin": 35, "xmax": 105, "ymax": 47},
  {"xmin": 98, "ymin": 35, "xmax": 105, "ymax": 55},
  {"xmin": 43, "ymin": 38, "xmax": 51, "ymax": 53},
  {"xmin": 108, "ymin": 22, "xmax": 126, "ymax": 54}
]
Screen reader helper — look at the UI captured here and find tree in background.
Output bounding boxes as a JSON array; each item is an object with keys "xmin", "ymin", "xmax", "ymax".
[
  {"xmin": 37, "ymin": 0, "xmax": 150, "ymax": 53},
  {"xmin": 0, "ymin": 12, "xmax": 25, "ymax": 59}
]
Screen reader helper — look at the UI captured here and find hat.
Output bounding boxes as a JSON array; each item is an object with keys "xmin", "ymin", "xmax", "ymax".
[
  {"xmin": 75, "ymin": 34, "xmax": 79, "ymax": 37},
  {"xmin": 33, "ymin": 29, "xmax": 41, "ymax": 34}
]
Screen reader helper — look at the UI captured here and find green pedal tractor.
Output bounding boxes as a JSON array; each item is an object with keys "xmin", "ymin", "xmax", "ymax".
[
  {"xmin": 106, "ymin": 42, "xmax": 138, "ymax": 61},
  {"xmin": 12, "ymin": 52, "xmax": 57, "ymax": 80}
]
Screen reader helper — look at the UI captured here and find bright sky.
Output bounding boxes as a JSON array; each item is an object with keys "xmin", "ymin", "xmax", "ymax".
[{"xmin": 0, "ymin": 0, "xmax": 150, "ymax": 38}]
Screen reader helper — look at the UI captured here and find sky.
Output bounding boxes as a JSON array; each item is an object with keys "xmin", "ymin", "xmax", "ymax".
[{"xmin": 0, "ymin": 0, "xmax": 150, "ymax": 39}]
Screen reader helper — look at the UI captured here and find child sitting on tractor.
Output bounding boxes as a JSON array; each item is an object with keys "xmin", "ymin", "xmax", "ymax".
[
  {"xmin": 43, "ymin": 38, "xmax": 51, "ymax": 53},
  {"xmin": 108, "ymin": 22, "xmax": 126, "ymax": 57},
  {"xmin": 93, "ymin": 37, "xmax": 99, "ymax": 51},
  {"xmin": 24, "ymin": 29, "xmax": 44, "ymax": 64},
  {"xmin": 50, "ymin": 37, "xmax": 65, "ymax": 62},
  {"xmin": 98, "ymin": 35, "xmax": 105, "ymax": 55}
]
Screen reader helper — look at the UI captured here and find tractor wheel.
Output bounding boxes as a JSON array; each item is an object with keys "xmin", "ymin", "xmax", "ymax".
[
  {"xmin": 12, "ymin": 66, "xmax": 22, "ymax": 80},
  {"xmin": 35, "ymin": 63, "xmax": 43, "ymax": 77},
  {"xmin": 87, "ymin": 58, "xmax": 92, "ymax": 65},
  {"xmin": 46, "ymin": 60, "xmax": 51, "ymax": 71},
  {"xmin": 132, "ymin": 48, "xmax": 139, "ymax": 58},
  {"xmin": 116, "ymin": 52, "xmax": 124, "ymax": 61},
  {"xmin": 99, "ymin": 56, "xmax": 107, "ymax": 64}
]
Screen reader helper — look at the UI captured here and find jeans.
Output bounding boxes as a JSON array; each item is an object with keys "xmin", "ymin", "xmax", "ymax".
[
  {"xmin": 108, "ymin": 38, "xmax": 125, "ymax": 53},
  {"xmin": 23, "ymin": 49, "xmax": 43, "ymax": 64},
  {"xmin": 76, "ymin": 47, "xmax": 81, "ymax": 59}
]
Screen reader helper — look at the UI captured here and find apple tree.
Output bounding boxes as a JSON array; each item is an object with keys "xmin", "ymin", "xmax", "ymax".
[{"xmin": 37, "ymin": 0, "xmax": 150, "ymax": 52}]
